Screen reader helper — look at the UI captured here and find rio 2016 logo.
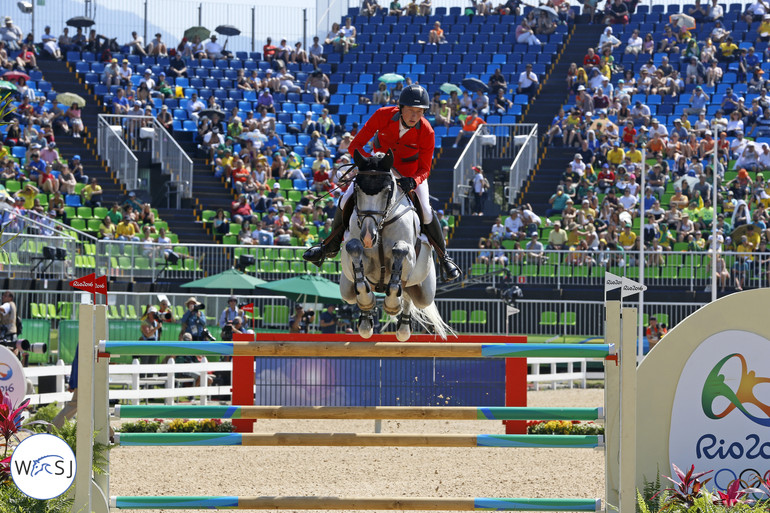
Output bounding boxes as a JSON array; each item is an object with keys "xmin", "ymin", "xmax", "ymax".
[
  {"xmin": 11, "ymin": 434, "xmax": 76, "ymax": 500},
  {"xmin": 0, "ymin": 362, "xmax": 12, "ymax": 381},
  {"xmin": 702, "ymin": 353, "xmax": 770, "ymax": 426}
]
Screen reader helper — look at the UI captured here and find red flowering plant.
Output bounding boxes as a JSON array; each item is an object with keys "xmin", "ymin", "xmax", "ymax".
[
  {"xmin": 656, "ymin": 463, "xmax": 713, "ymax": 509},
  {"xmin": 0, "ymin": 388, "xmax": 30, "ymax": 483}
]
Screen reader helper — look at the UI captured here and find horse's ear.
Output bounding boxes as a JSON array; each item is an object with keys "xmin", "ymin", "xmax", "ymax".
[
  {"xmin": 353, "ymin": 149, "xmax": 367, "ymax": 169},
  {"xmin": 381, "ymin": 149, "xmax": 394, "ymax": 171}
]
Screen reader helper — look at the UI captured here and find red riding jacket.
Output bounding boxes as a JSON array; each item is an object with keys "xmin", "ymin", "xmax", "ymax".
[{"xmin": 347, "ymin": 105, "xmax": 435, "ymax": 186}]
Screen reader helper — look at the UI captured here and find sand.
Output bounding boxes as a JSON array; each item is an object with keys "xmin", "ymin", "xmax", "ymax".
[{"xmin": 108, "ymin": 389, "xmax": 605, "ymax": 513}]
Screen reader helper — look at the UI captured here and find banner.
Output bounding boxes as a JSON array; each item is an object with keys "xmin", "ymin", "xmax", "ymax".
[
  {"xmin": 69, "ymin": 273, "xmax": 95, "ymax": 295},
  {"xmin": 621, "ymin": 276, "xmax": 647, "ymax": 298}
]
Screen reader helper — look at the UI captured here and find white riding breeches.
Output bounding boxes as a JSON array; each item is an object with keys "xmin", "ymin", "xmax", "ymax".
[{"xmin": 340, "ymin": 178, "xmax": 433, "ymax": 224}]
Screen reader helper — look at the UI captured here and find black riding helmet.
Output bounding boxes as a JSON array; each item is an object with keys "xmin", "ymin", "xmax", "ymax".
[{"xmin": 398, "ymin": 85, "xmax": 430, "ymax": 109}]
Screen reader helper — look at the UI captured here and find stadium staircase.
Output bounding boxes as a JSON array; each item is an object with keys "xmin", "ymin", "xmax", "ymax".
[
  {"xmin": 39, "ymin": 61, "xmax": 124, "ymax": 204},
  {"xmin": 50, "ymin": 60, "xmax": 224, "ymax": 243},
  {"xmin": 516, "ymin": 22, "xmax": 606, "ymax": 214}
]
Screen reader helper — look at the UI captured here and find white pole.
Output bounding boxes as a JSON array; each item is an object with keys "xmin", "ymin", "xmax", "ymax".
[
  {"xmin": 712, "ymin": 141, "xmax": 718, "ymax": 302},
  {"xmin": 638, "ymin": 148, "xmax": 646, "ymax": 361}
]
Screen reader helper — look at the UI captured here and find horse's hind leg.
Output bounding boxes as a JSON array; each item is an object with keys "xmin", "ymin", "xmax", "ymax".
[
  {"xmin": 346, "ymin": 238, "xmax": 375, "ymax": 311},
  {"xmin": 396, "ymin": 299, "xmax": 412, "ymax": 342},
  {"xmin": 384, "ymin": 241, "xmax": 408, "ymax": 316}
]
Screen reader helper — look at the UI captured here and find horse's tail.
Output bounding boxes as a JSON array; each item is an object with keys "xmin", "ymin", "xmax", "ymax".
[{"xmin": 409, "ymin": 302, "xmax": 455, "ymax": 340}]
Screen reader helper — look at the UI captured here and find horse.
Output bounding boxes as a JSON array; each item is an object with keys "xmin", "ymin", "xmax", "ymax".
[{"xmin": 339, "ymin": 150, "xmax": 451, "ymax": 341}]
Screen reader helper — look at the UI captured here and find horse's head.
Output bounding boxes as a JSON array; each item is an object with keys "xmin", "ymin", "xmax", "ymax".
[{"xmin": 353, "ymin": 149, "xmax": 395, "ymax": 249}]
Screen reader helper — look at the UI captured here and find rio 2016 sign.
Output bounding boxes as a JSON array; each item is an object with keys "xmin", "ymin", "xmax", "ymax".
[
  {"xmin": 0, "ymin": 345, "xmax": 26, "ymax": 406},
  {"xmin": 670, "ymin": 330, "xmax": 770, "ymax": 491}
]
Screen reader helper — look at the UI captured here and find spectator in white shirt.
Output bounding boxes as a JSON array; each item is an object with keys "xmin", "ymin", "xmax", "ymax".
[
  {"xmin": 504, "ymin": 209, "xmax": 524, "ymax": 240},
  {"xmin": 309, "ymin": 36, "xmax": 325, "ymax": 66},
  {"xmin": 618, "ymin": 187, "xmax": 638, "ymax": 213},
  {"xmin": 731, "ymin": 130, "xmax": 749, "ymax": 157},
  {"xmin": 648, "ymin": 118, "xmax": 668, "ymax": 140},
  {"xmin": 0, "ymin": 17, "xmax": 22, "ymax": 51},
  {"xmin": 118, "ymin": 59, "xmax": 133, "ymax": 86},
  {"xmin": 518, "ymin": 63, "xmax": 539, "ymax": 97},
  {"xmin": 625, "ymin": 29, "xmax": 642, "ymax": 55},
  {"xmin": 186, "ymin": 93, "xmax": 205, "ymax": 121},
  {"xmin": 205, "ymin": 35, "xmax": 225, "ymax": 59},
  {"xmin": 570, "ymin": 153, "xmax": 586, "ymax": 176}
]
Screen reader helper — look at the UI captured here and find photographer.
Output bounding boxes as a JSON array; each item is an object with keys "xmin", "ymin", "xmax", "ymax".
[
  {"xmin": 180, "ymin": 296, "xmax": 208, "ymax": 341},
  {"xmin": 319, "ymin": 304, "xmax": 338, "ymax": 334},
  {"xmin": 140, "ymin": 306, "xmax": 161, "ymax": 341},
  {"xmin": 219, "ymin": 296, "xmax": 244, "ymax": 338},
  {"xmin": 289, "ymin": 305, "xmax": 314, "ymax": 333},
  {"xmin": 157, "ymin": 298, "xmax": 175, "ymax": 324},
  {"xmin": 0, "ymin": 291, "xmax": 18, "ymax": 345}
]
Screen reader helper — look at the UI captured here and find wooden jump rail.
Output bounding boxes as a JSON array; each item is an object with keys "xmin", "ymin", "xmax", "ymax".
[
  {"xmin": 109, "ymin": 496, "xmax": 603, "ymax": 511},
  {"xmin": 99, "ymin": 341, "xmax": 615, "ymax": 359},
  {"xmin": 113, "ymin": 405, "xmax": 605, "ymax": 422},
  {"xmin": 112, "ymin": 432, "xmax": 605, "ymax": 449}
]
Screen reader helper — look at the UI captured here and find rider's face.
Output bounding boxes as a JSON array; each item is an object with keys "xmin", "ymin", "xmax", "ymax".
[{"xmin": 401, "ymin": 106, "xmax": 424, "ymax": 127}]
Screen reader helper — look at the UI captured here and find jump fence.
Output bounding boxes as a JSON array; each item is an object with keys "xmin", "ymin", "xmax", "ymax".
[{"xmin": 71, "ymin": 304, "xmax": 638, "ymax": 513}]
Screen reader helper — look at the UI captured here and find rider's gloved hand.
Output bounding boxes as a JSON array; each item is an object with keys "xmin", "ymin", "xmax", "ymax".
[{"xmin": 397, "ymin": 177, "xmax": 417, "ymax": 193}]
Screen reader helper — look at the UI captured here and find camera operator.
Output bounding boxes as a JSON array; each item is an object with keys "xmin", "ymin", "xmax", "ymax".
[
  {"xmin": 319, "ymin": 304, "xmax": 338, "ymax": 334},
  {"xmin": 219, "ymin": 296, "xmax": 244, "ymax": 336},
  {"xmin": 289, "ymin": 305, "xmax": 314, "ymax": 333},
  {"xmin": 0, "ymin": 291, "xmax": 19, "ymax": 347},
  {"xmin": 158, "ymin": 298, "xmax": 175, "ymax": 324},
  {"xmin": 180, "ymin": 296, "xmax": 208, "ymax": 341},
  {"xmin": 141, "ymin": 306, "xmax": 161, "ymax": 341}
]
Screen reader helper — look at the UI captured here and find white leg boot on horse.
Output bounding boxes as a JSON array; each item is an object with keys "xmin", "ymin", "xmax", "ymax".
[
  {"xmin": 345, "ymin": 238, "xmax": 376, "ymax": 312},
  {"xmin": 383, "ymin": 241, "xmax": 410, "ymax": 316}
]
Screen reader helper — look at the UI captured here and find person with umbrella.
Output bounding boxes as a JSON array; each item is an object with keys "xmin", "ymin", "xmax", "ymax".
[
  {"xmin": 302, "ymin": 84, "xmax": 462, "ymax": 281},
  {"xmin": 205, "ymin": 34, "xmax": 226, "ymax": 59}
]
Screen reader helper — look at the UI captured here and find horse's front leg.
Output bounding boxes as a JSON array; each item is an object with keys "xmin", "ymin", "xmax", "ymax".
[
  {"xmin": 358, "ymin": 309, "xmax": 375, "ymax": 339},
  {"xmin": 345, "ymin": 238, "xmax": 375, "ymax": 311},
  {"xmin": 383, "ymin": 241, "xmax": 409, "ymax": 316}
]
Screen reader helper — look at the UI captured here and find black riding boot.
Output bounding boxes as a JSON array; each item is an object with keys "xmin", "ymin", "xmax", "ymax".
[
  {"xmin": 423, "ymin": 214, "xmax": 462, "ymax": 282},
  {"xmin": 303, "ymin": 206, "xmax": 345, "ymax": 266}
]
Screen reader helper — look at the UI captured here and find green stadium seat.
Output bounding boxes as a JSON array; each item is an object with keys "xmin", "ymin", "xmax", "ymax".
[
  {"xmin": 77, "ymin": 206, "xmax": 93, "ymax": 218},
  {"xmin": 263, "ymin": 305, "xmax": 289, "ymax": 327},
  {"xmin": 539, "ymin": 311, "xmax": 557, "ymax": 327},
  {"xmin": 449, "ymin": 309, "xmax": 467, "ymax": 327},
  {"xmin": 652, "ymin": 313, "xmax": 669, "ymax": 326},
  {"xmin": 468, "ymin": 310, "xmax": 487, "ymax": 325},
  {"xmin": 93, "ymin": 207, "xmax": 108, "ymax": 219},
  {"xmin": 69, "ymin": 219, "xmax": 87, "ymax": 232},
  {"xmin": 560, "ymin": 312, "xmax": 577, "ymax": 328}
]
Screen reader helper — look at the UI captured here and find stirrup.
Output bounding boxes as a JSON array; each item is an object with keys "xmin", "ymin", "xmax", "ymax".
[{"xmin": 440, "ymin": 257, "xmax": 462, "ymax": 282}]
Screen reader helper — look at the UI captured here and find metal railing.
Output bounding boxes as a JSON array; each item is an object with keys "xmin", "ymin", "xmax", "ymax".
[
  {"xmin": 506, "ymin": 124, "xmax": 538, "ymax": 204},
  {"xmin": 97, "ymin": 114, "xmax": 193, "ymax": 204},
  {"xmin": 453, "ymin": 124, "xmax": 538, "ymax": 215},
  {"xmin": 97, "ymin": 114, "xmax": 140, "ymax": 192},
  {"xmin": 149, "ymin": 117, "xmax": 194, "ymax": 206},
  {"xmin": 453, "ymin": 126, "xmax": 485, "ymax": 215}
]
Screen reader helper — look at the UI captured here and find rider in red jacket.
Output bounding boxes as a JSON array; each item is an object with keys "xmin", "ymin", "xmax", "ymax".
[{"xmin": 303, "ymin": 84, "xmax": 461, "ymax": 281}]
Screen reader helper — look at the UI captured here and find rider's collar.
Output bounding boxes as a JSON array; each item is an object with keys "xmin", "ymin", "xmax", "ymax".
[{"xmin": 392, "ymin": 110, "xmax": 422, "ymax": 130}]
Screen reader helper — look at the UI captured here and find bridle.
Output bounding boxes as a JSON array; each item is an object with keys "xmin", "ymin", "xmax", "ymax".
[{"xmin": 353, "ymin": 168, "xmax": 416, "ymax": 293}]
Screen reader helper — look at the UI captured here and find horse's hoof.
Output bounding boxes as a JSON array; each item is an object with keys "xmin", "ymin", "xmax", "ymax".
[
  {"xmin": 384, "ymin": 304, "xmax": 401, "ymax": 316},
  {"xmin": 358, "ymin": 320, "xmax": 373, "ymax": 339},
  {"xmin": 396, "ymin": 327, "xmax": 411, "ymax": 341}
]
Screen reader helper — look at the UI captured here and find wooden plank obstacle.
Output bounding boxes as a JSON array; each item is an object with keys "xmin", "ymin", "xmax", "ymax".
[{"xmin": 74, "ymin": 305, "xmax": 634, "ymax": 513}]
